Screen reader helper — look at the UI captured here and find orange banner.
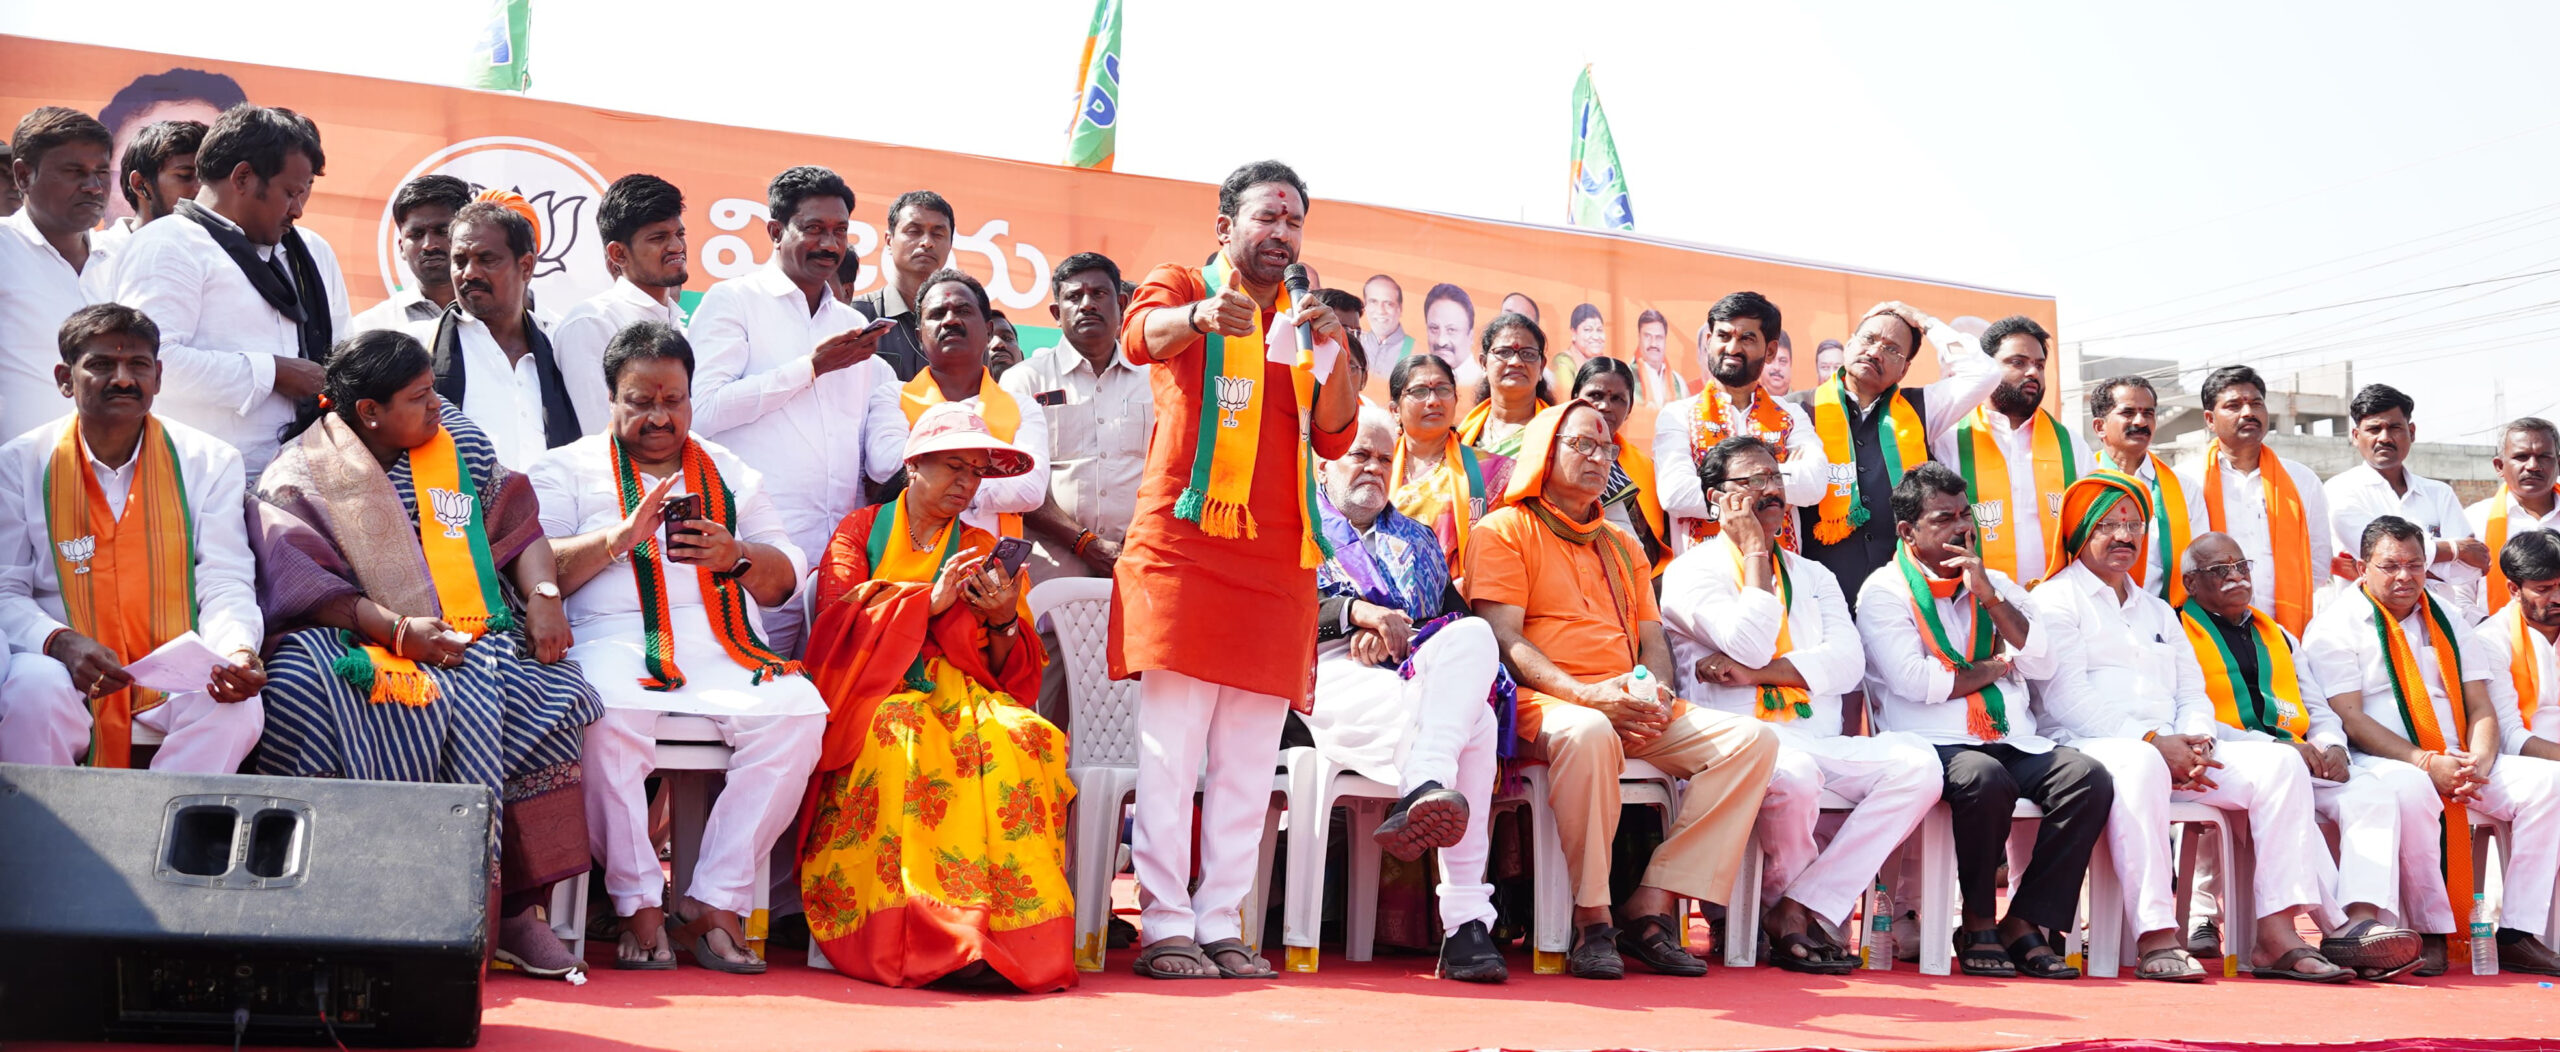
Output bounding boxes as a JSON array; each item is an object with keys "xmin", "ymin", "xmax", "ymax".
[{"xmin": 4, "ymin": 35, "xmax": 2053, "ymax": 412}]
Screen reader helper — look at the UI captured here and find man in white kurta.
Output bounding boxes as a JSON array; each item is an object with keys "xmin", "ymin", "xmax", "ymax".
[
  {"xmin": 2028, "ymin": 473, "xmax": 2341, "ymax": 981},
  {"xmin": 2324, "ymin": 385, "xmax": 2485, "ymax": 621},
  {"xmin": 1303, "ymin": 409, "xmax": 1506, "ymax": 981},
  {"xmin": 1665, "ymin": 436, "xmax": 1936, "ymax": 972},
  {"xmin": 2467, "ymin": 419, "xmax": 2560, "ymax": 622},
  {"xmin": 0, "ymin": 108, "xmax": 117, "ymax": 441},
  {"xmin": 687, "ymin": 166, "xmax": 893, "ymax": 654},
  {"xmin": 859, "ymin": 269, "xmax": 1049, "ymax": 539},
  {"xmin": 2303, "ymin": 515, "xmax": 2560, "ymax": 975},
  {"xmin": 531, "ymin": 325, "xmax": 824, "ymax": 971},
  {"xmin": 0, "ymin": 304, "xmax": 263, "ymax": 771},
  {"xmin": 552, "ymin": 173, "xmax": 693, "ymax": 435},
  {"xmin": 2480, "ymin": 529, "xmax": 2560, "ymax": 755},
  {"xmin": 1650, "ymin": 293, "xmax": 1825, "ymax": 556},
  {"xmin": 2176, "ymin": 366, "xmax": 2330, "ymax": 638},
  {"xmin": 2084, "ymin": 374, "xmax": 2205, "ymax": 604}
]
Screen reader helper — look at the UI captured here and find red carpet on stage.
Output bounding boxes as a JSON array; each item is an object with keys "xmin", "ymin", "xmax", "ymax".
[{"xmin": 27, "ymin": 938, "xmax": 2557, "ymax": 1052}]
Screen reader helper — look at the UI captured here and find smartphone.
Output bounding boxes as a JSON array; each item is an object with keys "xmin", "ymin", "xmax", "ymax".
[
  {"xmin": 660, "ymin": 494, "xmax": 704, "ymax": 553},
  {"xmin": 857, "ymin": 316, "xmax": 897, "ymax": 336},
  {"xmin": 991, "ymin": 536, "xmax": 1033, "ymax": 576}
]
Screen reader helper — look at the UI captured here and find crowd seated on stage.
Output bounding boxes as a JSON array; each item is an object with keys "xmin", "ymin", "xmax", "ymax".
[{"xmin": 12, "ymin": 100, "xmax": 2560, "ymax": 993}]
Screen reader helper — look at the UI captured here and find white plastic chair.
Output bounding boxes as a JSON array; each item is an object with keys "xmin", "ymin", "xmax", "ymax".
[
  {"xmin": 2080, "ymin": 801, "xmax": 2245, "ymax": 977},
  {"xmin": 1029, "ymin": 576, "xmax": 1287, "ymax": 974},
  {"xmin": 1494, "ymin": 758, "xmax": 1681, "ymax": 975},
  {"xmin": 1721, "ymin": 787, "xmax": 1863, "ymax": 968},
  {"xmin": 1276, "ymin": 745, "xmax": 1410, "ymax": 971},
  {"xmin": 647, "ymin": 714, "xmax": 774, "ymax": 960}
]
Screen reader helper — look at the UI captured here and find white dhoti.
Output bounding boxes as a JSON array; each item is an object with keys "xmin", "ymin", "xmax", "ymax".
[
  {"xmin": 0, "ymin": 651, "xmax": 263, "ymax": 773},
  {"xmin": 570, "ymin": 615, "xmax": 826, "ymax": 917},
  {"xmin": 1133, "ymin": 668, "xmax": 1290, "ymax": 945},
  {"xmin": 1304, "ymin": 616, "xmax": 1502, "ymax": 930},
  {"xmin": 2333, "ymin": 756, "xmax": 2457, "ymax": 933},
  {"xmin": 2076, "ymin": 737, "xmax": 2333, "ymax": 935},
  {"xmin": 2465, "ymin": 752, "xmax": 2560, "ymax": 939},
  {"xmin": 1754, "ymin": 728, "xmax": 1941, "ymax": 927}
]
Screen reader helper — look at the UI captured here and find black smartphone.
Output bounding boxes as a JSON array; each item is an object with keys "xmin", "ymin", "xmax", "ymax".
[
  {"xmin": 660, "ymin": 494, "xmax": 704, "ymax": 553},
  {"xmin": 991, "ymin": 536, "xmax": 1033, "ymax": 576}
]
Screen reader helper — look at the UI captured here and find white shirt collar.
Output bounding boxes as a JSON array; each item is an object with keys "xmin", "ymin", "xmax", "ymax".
[{"xmin": 609, "ymin": 275, "xmax": 680, "ymax": 316}]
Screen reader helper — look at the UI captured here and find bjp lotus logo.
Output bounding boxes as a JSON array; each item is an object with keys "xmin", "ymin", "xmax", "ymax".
[
  {"xmin": 56, "ymin": 535, "xmax": 95, "ymax": 573},
  {"xmin": 1213, "ymin": 376, "xmax": 1256, "ymax": 429},
  {"xmin": 428, "ymin": 488, "xmax": 476, "ymax": 540},
  {"xmin": 378, "ymin": 137, "xmax": 611, "ymax": 312},
  {"xmin": 1972, "ymin": 499, "xmax": 2006, "ymax": 541},
  {"xmin": 1825, "ymin": 462, "xmax": 1856, "ymax": 497}
]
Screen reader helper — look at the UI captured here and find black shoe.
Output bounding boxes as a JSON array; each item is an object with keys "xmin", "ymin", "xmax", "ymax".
[
  {"xmin": 1107, "ymin": 916, "xmax": 1138, "ymax": 950},
  {"xmin": 1438, "ymin": 920, "xmax": 1509, "ymax": 983},
  {"xmin": 1616, "ymin": 913, "xmax": 1709, "ymax": 977},
  {"xmin": 1372, "ymin": 780, "xmax": 1469, "ymax": 862}
]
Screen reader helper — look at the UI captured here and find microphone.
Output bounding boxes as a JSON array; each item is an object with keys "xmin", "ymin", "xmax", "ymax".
[{"xmin": 1283, "ymin": 263, "xmax": 1316, "ymax": 357}]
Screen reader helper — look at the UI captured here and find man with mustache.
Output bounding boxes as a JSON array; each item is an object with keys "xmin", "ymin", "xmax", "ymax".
[
  {"xmin": 1632, "ymin": 308, "xmax": 1684, "ymax": 406},
  {"xmin": 2325, "ymin": 384, "xmax": 2487, "ymax": 620},
  {"xmin": 1793, "ymin": 302, "xmax": 1998, "ymax": 613},
  {"xmin": 113, "ymin": 104, "xmax": 348, "ymax": 478},
  {"xmin": 2304, "ymin": 516, "xmax": 2560, "ymax": 975},
  {"xmin": 0, "ymin": 303, "xmax": 266, "ymax": 773},
  {"xmin": 860, "ymin": 269, "xmax": 1049, "ymax": 539},
  {"xmin": 986, "ymin": 311, "xmax": 1022, "ymax": 380},
  {"xmin": 1652, "ymin": 292, "xmax": 1824, "ymax": 559},
  {"xmin": 1663, "ymin": 436, "xmax": 1938, "ymax": 974},
  {"xmin": 848, "ymin": 189, "xmax": 953, "ymax": 381},
  {"xmin": 2028, "ymin": 474, "xmax": 2348, "ymax": 982},
  {"xmin": 1424, "ymin": 283, "xmax": 1478, "ymax": 395},
  {"xmin": 351, "ymin": 175, "xmax": 470, "ymax": 335},
  {"xmin": 2, "ymin": 107, "xmax": 118, "ymax": 442},
  {"xmin": 1760, "ymin": 331, "xmax": 1794, "ymax": 399},
  {"xmin": 690, "ymin": 165, "xmax": 890, "ymax": 654},
  {"xmin": 2469, "ymin": 418, "xmax": 2560, "ymax": 615},
  {"xmin": 405, "ymin": 197, "xmax": 583, "ymax": 470},
  {"xmin": 1115, "ymin": 160, "xmax": 1360, "ymax": 979},
  {"xmin": 85, "ymin": 119, "xmax": 206, "ymax": 297},
  {"xmin": 1951, "ymin": 315, "xmax": 2087, "ymax": 586},
  {"xmin": 2087, "ymin": 375, "xmax": 2205, "ymax": 604},
  {"xmin": 1860, "ymin": 461, "xmax": 2107, "ymax": 980},
  {"xmin": 553, "ymin": 173, "xmax": 691, "ymax": 433},
  {"xmin": 1362, "ymin": 274, "xmax": 1416, "ymax": 366},
  {"xmin": 2175, "ymin": 365, "xmax": 2331, "ymax": 637},
  {"xmin": 2175, "ymin": 531, "xmax": 2427, "ymax": 979}
]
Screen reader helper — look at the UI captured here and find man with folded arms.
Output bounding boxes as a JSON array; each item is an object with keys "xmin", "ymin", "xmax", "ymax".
[
  {"xmin": 2304, "ymin": 515, "xmax": 2560, "ymax": 975},
  {"xmin": 2029, "ymin": 473, "xmax": 2348, "ymax": 982},
  {"xmin": 1469, "ymin": 400, "xmax": 1779, "ymax": 980},
  {"xmin": 0, "ymin": 304, "xmax": 264, "ymax": 771},
  {"xmin": 2176, "ymin": 530, "xmax": 2426, "ymax": 979},
  {"xmin": 1859, "ymin": 461, "xmax": 2107, "ymax": 980},
  {"xmin": 1662, "ymin": 436, "xmax": 1938, "ymax": 974}
]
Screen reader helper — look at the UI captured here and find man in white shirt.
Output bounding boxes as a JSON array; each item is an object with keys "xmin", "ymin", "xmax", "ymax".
[
  {"xmin": 532, "ymin": 321, "xmax": 822, "ymax": 974},
  {"xmin": 2028, "ymin": 473, "xmax": 2346, "ymax": 982},
  {"xmin": 1651, "ymin": 292, "xmax": 1824, "ymax": 557},
  {"xmin": 1664, "ymin": 436, "xmax": 1938, "ymax": 974},
  {"xmin": 2468, "ymin": 418, "xmax": 2560, "ymax": 619},
  {"xmin": 404, "ymin": 198, "xmax": 584, "ymax": 469},
  {"xmin": 551, "ymin": 173, "xmax": 690, "ymax": 433},
  {"xmin": 114, "ymin": 104, "xmax": 346, "ymax": 478},
  {"xmin": 349, "ymin": 175, "xmax": 470, "ymax": 335},
  {"xmin": 863, "ymin": 270, "xmax": 1049, "ymax": 542},
  {"xmin": 1, "ymin": 107, "xmax": 117, "ymax": 441},
  {"xmin": 2477, "ymin": 529, "xmax": 2560, "ymax": 761},
  {"xmin": 85, "ymin": 119, "xmax": 204, "ymax": 297},
  {"xmin": 2087, "ymin": 374, "xmax": 2205, "ymax": 604},
  {"xmin": 2304, "ymin": 515, "xmax": 2560, "ymax": 976},
  {"xmin": 688, "ymin": 166, "xmax": 892, "ymax": 653},
  {"xmin": 0, "ymin": 304, "xmax": 264, "ymax": 772},
  {"xmin": 1005, "ymin": 252, "xmax": 1147, "ymax": 589},
  {"xmin": 2177, "ymin": 365, "xmax": 2329, "ymax": 639},
  {"xmin": 1791, "ymin": 302, "xmax": 1999, "ymax": 613},
  {"xmin": 1949, "ymin": 315, "xmax": 2090, "ymax": 587},
  {"xmin": 846, "ymin": 189, "xmax": 953, "ymax": 381},
  {"xmin": 1859, "ymin": 461, "xmax": 2105, "ymax": 980},
  {"xmin": 0, "ymin": 142, "xmax": 19, "ymax": 217},
  {"xmin": 2324, "ymin": 384, "xmax": 2486, "ymax": 620}
]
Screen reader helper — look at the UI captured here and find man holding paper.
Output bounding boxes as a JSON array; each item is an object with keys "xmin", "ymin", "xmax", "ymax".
[{"xmin": 0, "ymin": 303, "xmax": 264, "ymax": 770}]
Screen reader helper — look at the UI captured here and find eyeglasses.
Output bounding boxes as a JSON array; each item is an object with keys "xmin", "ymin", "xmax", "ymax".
[
  {"xmin": 1853, "ymin": 333, "xmax": 1912, "ymax": 361},
  {"xmin": 1559, "ymin": 436, "xmax": 1619, "ymax": 463},
  {"xmin": 2087, "ymin": 518, "xmax": 2148, "ymax": 538},
  {"xmin": 1400, "ymin": 383, "xmax": 1456, "ymax": 402},
  {"xmin": 1720, "ymin": 471, "xmax": 1785, "ymax": 491},
  {"xmin": 1487, "ymin": 346, "xmax": 1545, "ymax": 363},
  {"xmin": 2192, "ymin": 559, "xmax": 2251, "ymax": 582}
]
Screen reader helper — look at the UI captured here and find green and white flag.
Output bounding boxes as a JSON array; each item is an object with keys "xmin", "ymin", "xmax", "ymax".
[
  {"xmin": 1063, "ymin": 0, "xmax": 1122, "ymax": 170},
  {"xmin": 1567, "ymin": 66, "xmax": 1633, "ymax": 231},
  {"xmin": 469, "ymin": 0, "xmax": 532, "ymax": 93}
]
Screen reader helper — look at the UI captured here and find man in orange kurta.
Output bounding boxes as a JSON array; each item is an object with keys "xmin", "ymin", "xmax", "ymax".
[{"xmin": 1110, "ymin": 161, "xmax": 1358, "ymax": 979}]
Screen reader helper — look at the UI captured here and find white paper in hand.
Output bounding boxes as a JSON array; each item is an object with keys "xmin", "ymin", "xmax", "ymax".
[
  {"xmin": 1264, "ymin": 306, "xmax": 1344, "ymax": 380},
  {"xmin": 122, "ymin": 631, "xmax": 227, "ymax": 695}
]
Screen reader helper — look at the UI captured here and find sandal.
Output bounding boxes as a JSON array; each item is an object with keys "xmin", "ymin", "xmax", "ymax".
[
  {"xmin": 2249, "ymin": 946, "xmax": 2352, "ymax": 983},
  {"xmin": 1955, "ymin": 928, "xmax": 2016, "ymax": 977},
  {"xmin": 666, "ymin": 905, "xmax": 766, "ymax": 975},
  {"xmin": 1130, "ymin": 938, "xmax": 1219, "ymax": 980},
  {"xmin": 1615, "ymin": 914, "xmax": 1708, "ymax": 977},
  {"xmin": 613, "ymin": 906, "xmax": 677, "ymax": 971},
  {"xmin": 1770, "ymin": 930, "xmax": 1854, "ymax": 975},
  {"xmin": 1568, "ymin": 923, "xmax": 1624, "ymax": 980},
  {"xmin": 1196, "ymin": 938, "xmax": 1276, "ymax": 979},
  {"xmin": 2319, "ymin": 918, "xmax": 2421, "ymax": 977},
  {"xmin": 2137, "ymin": 946, "xmax": 2207, "ymax": 983},
  {"xmin": 2006, "ymin": 930, "xmax": 2080, "ymax": 980}
]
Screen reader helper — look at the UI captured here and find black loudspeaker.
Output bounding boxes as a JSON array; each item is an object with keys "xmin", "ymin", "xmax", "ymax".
[{"xmin": 0, "ymin": 762, "xmax": 494, "ymax": 1047}]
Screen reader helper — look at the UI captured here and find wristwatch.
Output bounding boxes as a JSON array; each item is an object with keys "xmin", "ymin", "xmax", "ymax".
[{"xmin": 531, "ymin": 581, "xmax": 561, "ymax": 601}]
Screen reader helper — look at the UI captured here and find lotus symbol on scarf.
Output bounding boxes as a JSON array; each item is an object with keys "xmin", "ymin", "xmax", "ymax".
[
  {"xmin": 56, "ymin": 535, "xmax": 95, "ymax": 573},
  {"xmin": 429, "ymin": 487, "xmax": 476, "ymax": 540},
  {"xmin": 1826, "ymin": 462, "xmax": 1856, "ymax": 496},
  {"xmin": 1971, "ymin": 499, "xmax": 2006, "ymax": 540},
  {"xmin": 1214, "ymin": 375, "xmax": 1256, "ymax": 429}
]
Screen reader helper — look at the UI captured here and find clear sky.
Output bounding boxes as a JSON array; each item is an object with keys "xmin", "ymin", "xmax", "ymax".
[{"xmin": 11, "ymin": 1, "xmax": 2558, "ymax": 439}]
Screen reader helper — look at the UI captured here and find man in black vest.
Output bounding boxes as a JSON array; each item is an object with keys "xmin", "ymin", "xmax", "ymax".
[
  {"xmin": 414, "ymin": 197, "xmax": 581, "ymax": 468},
  {"xmin": 845, "ymin": 189, "xmax": 953, "ymax": 382}
]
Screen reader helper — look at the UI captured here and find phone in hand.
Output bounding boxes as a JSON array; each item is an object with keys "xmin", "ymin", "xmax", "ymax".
[
  {"xmin": 660, "ymin": 494, "xmax": 704, "ymax": 554},
  {"xmin": 991, "ymin": 536, "xmax": 1033, "ymax": 576},
  {"xmin": 857, "ymin": 316, "xmax": 897, "ymax": 337}
]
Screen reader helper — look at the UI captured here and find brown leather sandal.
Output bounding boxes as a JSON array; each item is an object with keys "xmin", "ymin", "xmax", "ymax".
[{"xmin": 666, "ymin": 906, "xmax": 766, "ymax": 974}]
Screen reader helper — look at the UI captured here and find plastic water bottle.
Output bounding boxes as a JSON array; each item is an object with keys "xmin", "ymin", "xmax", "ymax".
[
  {"xmin": 1629, "ymin": 665, "xmax": 1657, "ymax": 693},
  {"xmin": 1865, "ymin": 879, "xmax": 1895, "ymax": 970},
  {"xmin": 2471, "ymin": 893, "xmax": 2500, "ymax": 976}
]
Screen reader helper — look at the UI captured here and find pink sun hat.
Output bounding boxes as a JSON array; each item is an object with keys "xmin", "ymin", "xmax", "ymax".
[{"xmin": 903, "ymin": 401, "xmax": 1035, "ymax": 478}]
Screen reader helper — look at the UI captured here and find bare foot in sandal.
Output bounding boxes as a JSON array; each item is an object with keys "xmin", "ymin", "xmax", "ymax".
[
  {"xmin": 616, "ymin": 906, "xmax": 676, "ymax": 970},
  {"xmin": 1764, "ymin": 897, "xmax": 1852, "ymax": 974},
  {"xmin": 1198, "ymin": 937, "xmax": 1275, "ymax": 978},
  {"xmin": 1132, "ymin": 936, "xmax": 1219, "ymax": 979},
  {"xmin": 668, "ymin": 895, "xmax": 764, "ymax": 973}
]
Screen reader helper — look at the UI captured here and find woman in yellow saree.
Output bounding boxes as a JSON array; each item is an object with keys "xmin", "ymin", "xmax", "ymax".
[{"xmin": 799, "ymin": 403, "xmax": 1075, "ymax": 992}]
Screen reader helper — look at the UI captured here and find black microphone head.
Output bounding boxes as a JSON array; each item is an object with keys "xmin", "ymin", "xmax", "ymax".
[{"xmin": 1283, "ymin": 263, "xmax": 1311, "ymax": 296}]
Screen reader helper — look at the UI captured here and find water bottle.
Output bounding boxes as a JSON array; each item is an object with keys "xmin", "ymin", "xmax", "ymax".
[
  {"xmin": 2471, "ymin": 893, "xmax": 2500, "ymax": 976},
  {"xmin": 1629, "ymin": 665, "xmax": 1657, "ymax": 693},
  {"xmin": 1865, "ymin": 879, "xmax": 1895, "ymax": 970}
]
